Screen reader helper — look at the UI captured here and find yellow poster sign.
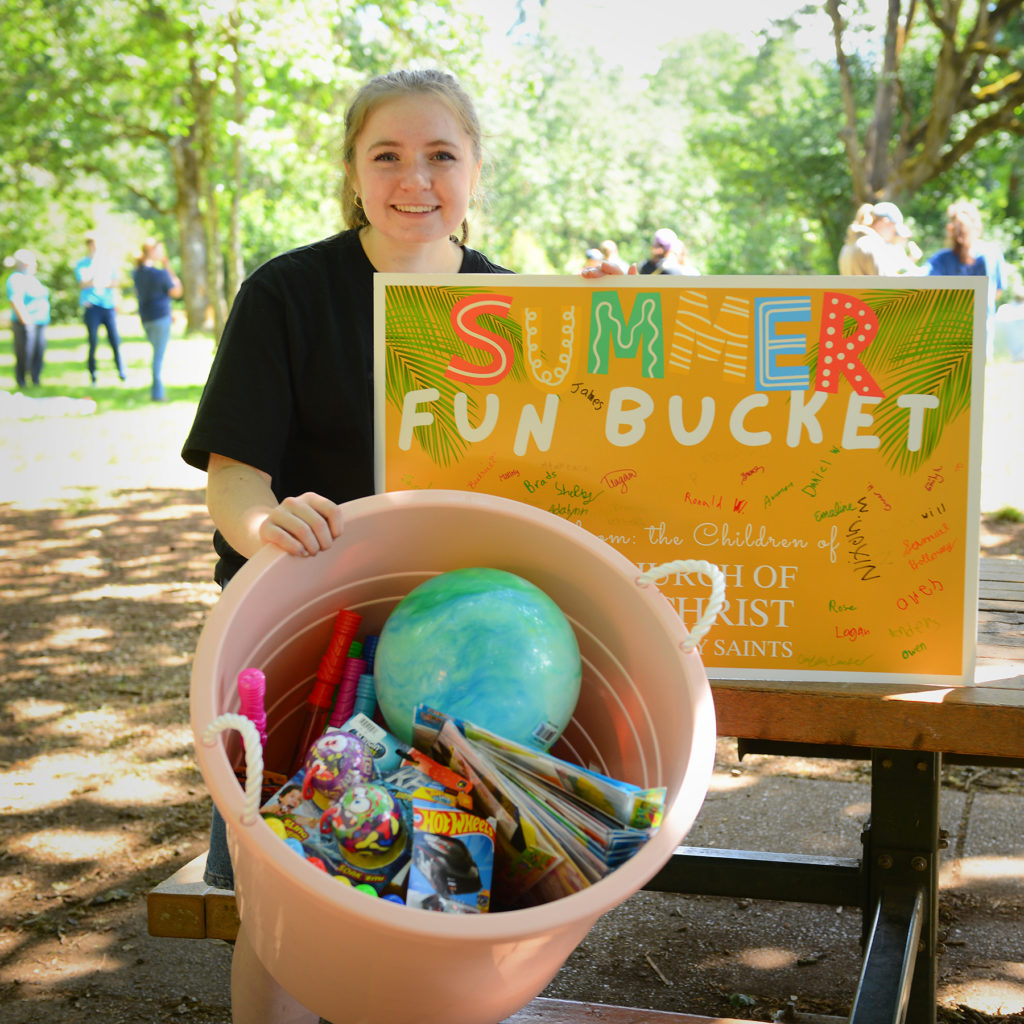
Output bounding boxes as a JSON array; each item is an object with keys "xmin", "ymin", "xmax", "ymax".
[{"xmin": 374, "ymin": 276, "xmax": 985, "ymax": 684}]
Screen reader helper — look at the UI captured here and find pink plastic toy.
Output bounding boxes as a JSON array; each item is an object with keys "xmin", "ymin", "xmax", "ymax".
[
  {"xmin": 327, "ymin": 655, "xmax": 366, "ymax": 729},
  {"xmin": 236, "ymin": 668, "xmax": 267, "ymax": 748}
]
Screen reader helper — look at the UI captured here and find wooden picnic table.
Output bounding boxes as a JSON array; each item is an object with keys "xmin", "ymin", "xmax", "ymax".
[
  {"xmin": 644, "ymin": 555, "xmax": 1024, "ymax": 1024},
  {"xmin": 149, "ymin": 556, "xmax": 1024, "ymax": 1024}
]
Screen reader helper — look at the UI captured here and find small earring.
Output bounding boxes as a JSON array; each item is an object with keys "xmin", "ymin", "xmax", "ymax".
[{"xmin": 353, "ymin": 194, "xmax": 363, "ymax": 210}]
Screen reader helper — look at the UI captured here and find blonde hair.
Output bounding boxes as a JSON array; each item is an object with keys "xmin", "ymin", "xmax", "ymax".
[
  {"xmin": 137, "ymin": 238, "xmax": 162, "ymax": 267},
  {"xmin": 852, "ymin": 203, "xmax": 874, "ymax": 227},
  {"xmin": 341, "ymin": 69, "xmax": 482, "ymax": 245}
]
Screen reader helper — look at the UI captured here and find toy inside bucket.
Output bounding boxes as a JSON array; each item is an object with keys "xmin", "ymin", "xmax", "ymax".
[{"xmin": 192, "ymin": 490, "xmax": 719, "ymax": 1024}]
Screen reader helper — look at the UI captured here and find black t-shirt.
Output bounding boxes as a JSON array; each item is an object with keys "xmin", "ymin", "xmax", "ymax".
[{"xmin": 182, "ymin": 229, "xmax": 511, "ymax": 582}]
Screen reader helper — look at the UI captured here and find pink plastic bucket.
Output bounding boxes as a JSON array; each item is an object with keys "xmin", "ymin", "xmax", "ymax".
[{"xmin": 192, "ymin": 490, "xmax": 716, "ymax": 1024}]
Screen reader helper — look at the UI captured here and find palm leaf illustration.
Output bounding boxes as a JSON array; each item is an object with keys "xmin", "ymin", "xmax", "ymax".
[
  {"xmin": 385, "ymin": 284, "xmax": 523, "ymax": 467},
  {"xmin": 806, "ymin": 287, "xmax": 975, "ymax": 476}
]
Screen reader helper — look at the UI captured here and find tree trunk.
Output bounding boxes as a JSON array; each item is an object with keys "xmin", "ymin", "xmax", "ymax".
[
  {"xmin": 191, "ymin": 56, "xmax": 229, "ymax": 342},
  {"xmin": 203, "ymin": 182, "xmax": 228, "ymax": 342},
  {"xmin": 169, "ymin": 133, "xmax": 210, "ymax": 335},
  {"xmin": 227, "ymin": 8, "xmax": 246, "ymax": 305},
  {"xmin": 1006, "ymin": 157, "xmax": 1022, "ymax": 224},
  {"xmin": 864, "ymin": 0, "xmax": 902, "ymax": 196},
  {"xmin": 829, "ymin": 0, "xmax": 1024, "ymax": 206},
  {"xmin": 826, "ymin": 0, "xmax": 870, "ymax": 202}
]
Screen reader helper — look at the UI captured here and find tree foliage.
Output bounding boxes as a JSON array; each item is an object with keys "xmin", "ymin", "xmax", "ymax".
[
  {"xmin": 475, "ymin": 31, "xmax": 683, "ymax": 272},
  {"xmin": 826, "ymin": 0, "xmax": 1024, "ymax": 203},
  {"xmin": 1, "ymin": 0, "xmax": 1022, "ymax": 321},
  {"xmin": 0, "ymin": 0, "xmax": 478, "ymax": 332}
]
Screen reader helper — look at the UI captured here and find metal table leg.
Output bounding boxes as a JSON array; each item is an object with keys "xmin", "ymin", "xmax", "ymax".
[{"xmin": 855, "ymin": 750, "xmax": 941, "ymax": 1024}]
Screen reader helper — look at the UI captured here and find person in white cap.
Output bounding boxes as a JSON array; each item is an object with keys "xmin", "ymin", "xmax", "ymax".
[{"xmin": 838, "ymin": 201, "xmax": 921, "ymax": 275}]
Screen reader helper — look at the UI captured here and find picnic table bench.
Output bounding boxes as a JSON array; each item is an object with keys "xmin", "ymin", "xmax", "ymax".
[{"xmin": 148, "ymin": 556, "xmax": 1024, "ymax": 1024}]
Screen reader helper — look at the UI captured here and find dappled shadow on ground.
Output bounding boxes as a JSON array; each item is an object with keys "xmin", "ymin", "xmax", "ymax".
[
  {"xmin": 0, "ymin": 488, "xmax": 230, "ymax": 1021},
  {"xmin": 0, "ymin": 487, "xmax": 217, "ymax": 736},
  {"xmin": 0, "ymin": 490, "xmax": 1021, "ymax": 1022},
  {"xmin": 981, "ymin": 515, "xmax": 1024, "ymax": 559}
]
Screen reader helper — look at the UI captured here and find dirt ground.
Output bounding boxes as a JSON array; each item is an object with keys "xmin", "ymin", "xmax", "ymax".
[{"xmin": 1, "ymin": 490, "xmax": 1022, "ymax": 1023}]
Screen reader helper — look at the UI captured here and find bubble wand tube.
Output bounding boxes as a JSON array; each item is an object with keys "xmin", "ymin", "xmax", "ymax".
[
  {"xmin": 352, "ymin": 674, "xmax": 378, "ymax": 720},
  {"xmin": 328, "ymin": 655, "xmax": 366, "ymax": 729},
  {"xmin": 361, "ymin": 634, "xmax": 379, "ymax": 674},
  {"xmin": 288, "ymin": 609, "xmax": 361, "ymax": 775},
  {"xmin": 236, "ymin": 668, "xmax": 268, "ymax": 748}
]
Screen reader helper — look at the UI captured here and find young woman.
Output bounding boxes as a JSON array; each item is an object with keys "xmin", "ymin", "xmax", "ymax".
[
  {"xmin": 182, "ymin": 68, "xmax": 511, "ymax": 1024},
  {"xmin": 184, "ymin": 69, "xmax": 510, "ymax": 588}
]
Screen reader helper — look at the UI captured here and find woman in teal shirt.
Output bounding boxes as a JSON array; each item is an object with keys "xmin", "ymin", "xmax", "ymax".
[
  {"xmin": 75, "ymin": 232, "xmax": 127, "ymax": 384},
  {"xmin": 5, "ymin": 248, "xmax": 50, "ymax": 388}
]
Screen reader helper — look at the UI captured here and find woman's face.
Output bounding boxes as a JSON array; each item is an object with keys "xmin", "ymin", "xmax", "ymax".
[
  {"xmin": 348, "ymin": 93, "xmax": 480, "ymax": 247},
  {"xmin": 949, "ymin": 214, "xmax": 979, "ymax": 248}
]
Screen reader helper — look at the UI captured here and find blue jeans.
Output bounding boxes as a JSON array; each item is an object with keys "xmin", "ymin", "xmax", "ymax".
[
  {"xmin": 12, "ymin": 321, "xmax": 46, "ymax": 386},
  {"xmin": 205, "ymin": 573, "xmax": 236, "ymax": 890},
  {"xmin": 141, "ymin": 314, "xmax": 172, "ymax": 400},
  {"xmin": 84, "ymin": 304, "xmax": 125, "ymax": 381},
  {"xmin": 205, "ymin": 803, "xmax": 235, "ymax": 888}
]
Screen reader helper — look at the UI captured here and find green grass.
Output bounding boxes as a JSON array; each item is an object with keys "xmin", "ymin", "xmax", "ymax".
[
  {"xmin": 991, "ymin": 505, "xmax": 1024, "ymax": 523},
  {"xmin": 1, "ymin": 317, "xmax": 217, "ymax": 508},
  {"xmin": 1, "ymin": 319, "xmax": 214, "ymax": 410}
]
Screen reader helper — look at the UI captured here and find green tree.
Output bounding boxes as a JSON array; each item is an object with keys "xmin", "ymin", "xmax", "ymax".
[
  {"xmin": 478, "ymin": 41, "xmax": 639, "ymax": 270},
  {"xmin": 0, "ymin": 0, "xmax": 479, "ymax": 334},
  {"xmin": 826, "ymin": 0, "xmax": 1024, "ymax": 204},
  {"xmin": 650, "ymin": 26, "xmax": 851, "ymax": 274}
]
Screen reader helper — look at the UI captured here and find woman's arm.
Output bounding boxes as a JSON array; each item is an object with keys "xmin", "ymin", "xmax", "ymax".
[
  {"xmin": 163, "ymin": 260, "xmax": 184, "ymax": 299},
  {"xmin": 206, "ymin": 453, "xmax": 344, "ymax": 559},
  {"xmin": 582, "ymin": 260, "xmax": 638, "ymax": 278},
  {"xmin": 10, "ymin": 294, "xmax": 31, "ymax": 325}
]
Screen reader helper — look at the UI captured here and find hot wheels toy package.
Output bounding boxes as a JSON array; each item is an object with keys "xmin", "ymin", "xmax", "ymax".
[{"xmin": 406, "ymin": 798, "xmax": 495, "ymax": 913}]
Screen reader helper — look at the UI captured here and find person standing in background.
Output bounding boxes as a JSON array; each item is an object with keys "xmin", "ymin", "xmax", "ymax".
[
  {"xmin": 926, "ymin": 199, "xmax": 1007, "ymax": 359},
  {"xmin": 837, "ymin": 201, "xmax": 920, "ymax": 276},
  {"xmin": 639, "ymin": 228, "xmax": 687, "ymax": 275},
  {"xmin": 76, "ymin": 231, "xmax": 127, "ymax": 385},
  {"xmin": 673, "ymin": 236, "xmax": 701, "ymax": 276},
  {"xmin": 837, "ymin": 203, "xmax": 876, "ymax": 274},
  {"xmin": 5, "ymin": 248, "xmax": 50, "ymax": 388},
  {"xmin": 133, "ymin": 239, "xmax": 183, "ymax": 401},
  {"xmin": 598, "ymin": 239, "xmax": 630, "ymax": 273}
]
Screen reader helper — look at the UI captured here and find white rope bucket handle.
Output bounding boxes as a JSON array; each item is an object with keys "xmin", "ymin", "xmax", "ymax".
[
  {"xmin": 201, "ymin": 713, "xmax": 265, "ymax": 826},
  {"xmin": 636, "ymin": 559, "xmax": 726, "ymax": 652}
]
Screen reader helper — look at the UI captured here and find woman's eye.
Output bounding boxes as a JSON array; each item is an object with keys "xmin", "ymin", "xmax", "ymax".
[
  {"xmin": 432, "ymin": 151, "xmax": 456, "ymax": 162},
  {"xmin": 373, "ymin": 152, "xmax": 399, "ymax": 162}
]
